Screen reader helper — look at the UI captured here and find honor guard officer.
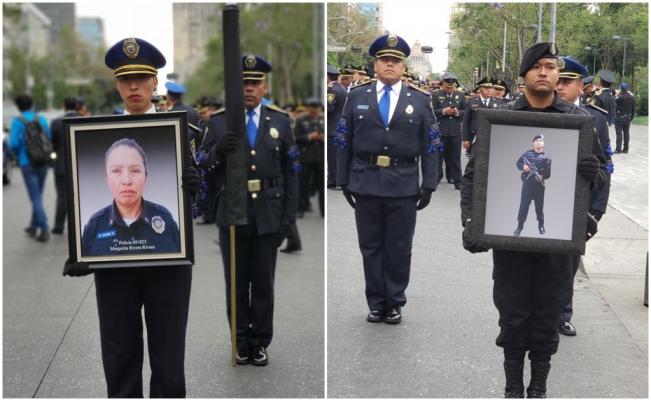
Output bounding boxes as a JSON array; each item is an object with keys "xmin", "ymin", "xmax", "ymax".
[
  {"xmin": 556, "ymin": 56, "xmax": 613, "ymax": 337},
  {"xmin": 340, "ymin": 64, "xmax": 355, "ymax": 91},
  {"xmin": 62, "ymin": 37, "xmax": 201, "ymax": 397},
  {"xmin": 295, "ymin": 97, "xmax": 325, "ymax": 217},
  {"xmin": 335, "ymin": 34, "xmax": 441, "ymax": 324},
  {"xmin": 431, "ymin": 72, "xmax": 466, "ymax": 189},
  {"xmin": 493, "ymin": 78, "xmax": 510, "ymax": 103},
  {"xmin": 166, "ymin": 81, "xmax": 202, "ymax": 140},
  {"xmin": 595, "ymin": 70, "xmax": 617, "ymax": 126},
  {"xmin": 614, "ymin": 83, "xmax": 636, "ymax": 153},
  {"xmin": 203, "ymin": 54, "xmax": 298, "ymax": 366},
  {"xmin": 512, "ymin": 82, "xmax": 526, "ymax": 102},
  {"xmin": 461, "ymin": 42, "xmax": 606, "ymax": 398},
  {"xmin": 327, "ymin": 64, "xmax": 347, "ymax": 188},
  {"xmin": 462, "ymin": 76, "xmax": 498, "ymax": 154},
  {"xmin": 580, "ymin": 76, "xmax": 595, "ymax": 103}
]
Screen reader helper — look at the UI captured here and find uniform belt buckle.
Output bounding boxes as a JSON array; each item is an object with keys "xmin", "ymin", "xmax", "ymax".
[
  {"xmin": 247, "ymin": 179, "xmax": 261, "ymax": 192},
  {"xmin": 376, "ymin": 155, "xmax": 391, "ymax": 167}
]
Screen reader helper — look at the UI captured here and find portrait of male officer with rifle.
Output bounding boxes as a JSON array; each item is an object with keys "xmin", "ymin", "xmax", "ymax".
[{"xmin": 514, "ymin": 134, "xmax": 551, "ymax": 237}]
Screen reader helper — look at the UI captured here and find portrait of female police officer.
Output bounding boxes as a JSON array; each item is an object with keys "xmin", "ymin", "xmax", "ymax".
[
  {"xmin": 81, "ymin": 138, "xmax": 181, "ymax": 257},
  {"xmin": 63, "ymin": 37, "xmax": 200, "ymax": 398}
]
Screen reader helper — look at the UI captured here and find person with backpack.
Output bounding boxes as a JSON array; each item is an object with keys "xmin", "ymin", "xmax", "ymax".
[{"xmin": 9, "ymin": 94, "xmax": 52, "ymax": 242}]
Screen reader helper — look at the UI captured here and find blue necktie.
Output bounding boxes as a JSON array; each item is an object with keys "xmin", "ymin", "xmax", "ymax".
[
  {"xmin": 246, "ymin": 109, "xmax": 257, "ymax": 147},
  {"xmin": 379, "ymin": 85, "xmax": 391, "ymax": 127}
]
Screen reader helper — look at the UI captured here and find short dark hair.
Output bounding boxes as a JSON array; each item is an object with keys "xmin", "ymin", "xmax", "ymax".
[
  {"xmin": 104, "ymin": 138, "xmax": 148, "ymax": 176},
  {"xmin": 63, "ymin": 96, "xmax": 77, "ymax": 111},
  {"xmin": 14, "ymin": 94, "xmax": 33, "ymax": 112}
]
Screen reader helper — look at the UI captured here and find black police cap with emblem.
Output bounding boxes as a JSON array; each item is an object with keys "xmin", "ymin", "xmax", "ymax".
[
  {"xmin": 305, "ymin": 97, "xmax": 322, "ymax": 107},
  {"xmin": 441, "ymin": 72, "xmax": 458, "ymax": 87},
  {"xmin": 369, "ymin": 34, "xmax": 410, "ymax": 60},
  {"xmin": 242, "ymin": 54, "xmax": 272, "ymax": 81},
  {"xmin": 105, "ymin": 38, "xmax": 166, "ymax": 77},
  {"xmin": 493, "ymin": 78, "xmax": 509, "ymax": 91},
  {"xmin": 583, "ymin": 76, "xmax": 594, "ymax": 85},
  {"xmin": 341, "ymin": 64, "xmax": 355, "ymax": 77},
  {"xmin": 518, "ymin": 42, "xmax": 559, "ymax": 77},
  {"xmin": 476, "ymin": 76, "xmax": 493, "ymax": 88},
  {"xmin": 327, "ymin": 63, "xmax": 340, "ymax": 76},
  {"xmin": 598, "ymin": 69, "xmax": 615, "ymax": 84},
  {"xmin": 559, "ymin": 56, "xmax": 588, "ymax": 79}
]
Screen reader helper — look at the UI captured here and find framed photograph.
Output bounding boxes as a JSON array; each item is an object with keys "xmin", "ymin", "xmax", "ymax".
[
  {"xmin": 468, "ymin": 109, "xmax": 594, "ymax": 254},
  {"xmin": 64, "ymin": 111, "xmax": 194, "ymax": 268}
]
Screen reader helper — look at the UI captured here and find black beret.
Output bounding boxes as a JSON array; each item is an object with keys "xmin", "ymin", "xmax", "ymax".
[
  {"xmin": 533, "ymin": 134, "xmax": 544, "ymax": 142},
  {"xmin": 518, "ymin": 42, "xmax": 559, "ymax": 77}
]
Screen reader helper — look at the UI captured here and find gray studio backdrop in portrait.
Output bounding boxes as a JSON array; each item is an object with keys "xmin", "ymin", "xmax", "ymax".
[
  {"xmin": 75, "ymin": 126, "xmax": 181, "ymax": 231},
  {"xmin": 484, "ymin": 124, "xmax": 578, "ymax": 240}
]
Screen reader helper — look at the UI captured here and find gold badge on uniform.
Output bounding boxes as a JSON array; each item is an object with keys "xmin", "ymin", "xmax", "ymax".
[
  {"xmin": 123, "ymin": 38, "xmax": 140, "ymax": 59},
  {"xmin": 151, "ymin": 216, "xmax": 165, "ymax": 234},
  {"xmin": 245, "ymin": 55, "xmax": 257, "ymax": 68},
  {"xmin": 405, "ymin": 104, "xmax": 414, "ymax": 114},
  {"xmin": 327, "ymin": 93, "xmax": 335, "ymax": 104},
  {"xmin": 387, "ymin": 35, "xmax": 398, "ymax": 48},
  {"xmin": 270, "ymin": 127, "xmax": 279, "ymax": 139}
]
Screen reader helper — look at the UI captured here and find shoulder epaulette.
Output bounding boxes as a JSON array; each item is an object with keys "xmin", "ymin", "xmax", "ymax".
[
  {"xmin": 408, "ymin": 82, "xmax": 431, "ymax": 96},
  {"xmin": 328, "ymin": 81, "xmax": 336, "ymax": 88},
  {"xmin": 586, "ymin": 98, "xmax": 608, "ymax": 115},
  {"xmin": 188, "ymin": 122, "xmax": 201, "ymax": 133},
  {"xmin": 350, "ymin": 79, "xmax": 374, "ymax": 90},
  {"xmin": 209, "ymin": 108, "xmax": 226, "ymax": 119},
  {"xmin": 265, "ymin": 104, "xmax": 289, "ymax": 115}
]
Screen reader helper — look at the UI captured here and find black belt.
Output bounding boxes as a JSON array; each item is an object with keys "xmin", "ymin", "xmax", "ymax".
[
  {"xmin": 355, "ymin": 152, "xmax": 418, "ymax": 167},
  {"xmin": 247, "ymin": 177, "xmax": 280, "ymax": 193}
]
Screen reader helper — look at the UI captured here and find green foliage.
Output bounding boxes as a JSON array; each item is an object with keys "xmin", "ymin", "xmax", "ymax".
[
  {"xmin": 327, "ymin": 3, "xmax": 382, "ymax": 70},
  {"xmin": 633, "ymin": 65, "xmax": 647, "ymax": 116}
]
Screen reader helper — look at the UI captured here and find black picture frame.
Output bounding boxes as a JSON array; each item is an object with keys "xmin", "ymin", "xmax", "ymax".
[
  {"xmin": 469, "ymin": 109, "xmax": 594, "ymax": 255},
  {"xmin": 64, "ymin": 112, "xmax": 194, "ymax": 268}
]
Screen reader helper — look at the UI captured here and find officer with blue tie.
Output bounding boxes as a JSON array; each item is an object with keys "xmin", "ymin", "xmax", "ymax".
[
  {"xmin": 201, "ymin": 54, "xmax": 298, "ymax": 366},
  {"xmin": 336, "ymin": 34, "xmax": 441, "ymax": 324}
]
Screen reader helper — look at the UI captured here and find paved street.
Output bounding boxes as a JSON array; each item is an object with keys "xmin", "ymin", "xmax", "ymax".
[
  {"xmin": 3, "ymin": 177, "xmax": 324, "ymax": 397},
  {"xmin": 327, "ymin": 124, "xmax": 648, "ymax": 398}
]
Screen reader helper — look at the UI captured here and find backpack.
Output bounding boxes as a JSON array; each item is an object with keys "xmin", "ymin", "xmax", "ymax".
[{"xmin": 18, "ymin": 114, "xmax": 52, "ymax": 166}]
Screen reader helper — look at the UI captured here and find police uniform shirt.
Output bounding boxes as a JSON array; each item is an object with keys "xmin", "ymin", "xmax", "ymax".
[
  {"xmin": 431, "ymin": 88, "xmax": 465, "ymax": 136},
  {"xmin": 82, "ymin": 199, "xmax": 181, "ymax": 256},
  {"xmin": 517, "ymin": 149, "xmax": 551, "ymax": 183}
]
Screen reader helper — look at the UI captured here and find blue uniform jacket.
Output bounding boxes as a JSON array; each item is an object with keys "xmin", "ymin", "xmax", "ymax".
[
  {"xmin": 335, "ymin": 80, "xmax": 440, "ymax": 197},
  {"xmin": 82, "ymin": 199, "xmax": 181, "ymax": 257},
  {"xmin": 431, "ymin": 89, "xmax": 466, "ymax": 137},
  {"xmin": 327, "ymin": 81, "xmax": 347, "ymax": 138}
]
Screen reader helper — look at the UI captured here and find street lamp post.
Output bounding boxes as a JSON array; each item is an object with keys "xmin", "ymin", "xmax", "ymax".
[
  {"xmin": 612, "ymin": 35, "xmax": 630, "ymax": 81},
  {"xmin": 584, "ymin": 46, "xmax": 597, "ymax": 75}
]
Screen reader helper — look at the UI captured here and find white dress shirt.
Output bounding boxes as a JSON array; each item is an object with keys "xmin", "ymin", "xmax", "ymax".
[
  {"xmin": 376, "ymin": 80, "xmax": 402, "ymax": 123},
  {"xmin": 246, "ymin": 103, "xmax": 262, "ymax": 128}
]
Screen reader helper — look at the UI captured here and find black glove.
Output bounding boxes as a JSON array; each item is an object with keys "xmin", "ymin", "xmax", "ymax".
[
  {"xmin": 577, "ymin": 155, "xmax": 600, "ymax": 182},
  {"xmin": 62, "ymin": 258, "xmax": 92, "ymax": 277},
  {"xmin": 215, "ymin": 130, "xmax": 240, "ymax": 154},
  {"xmin": 462, "ymin": 221, "xmax": 489, "ymax": 254},
  {"xmin": 277, "ymin": 221, "xmax": 291, "ymax": 248},
  {"xmin": 416, "ymin": 188, "xmax": 433, "ymax": 211},
  {"xmin": 181, "ymin": 167, "xmax": 200, "ymax": 195},
  {"xmin": 342, "ymin": 186, "xmax": 356, "ymax": 209}
]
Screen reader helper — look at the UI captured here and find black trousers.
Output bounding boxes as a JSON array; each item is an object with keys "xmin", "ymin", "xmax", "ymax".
[
  {"xmin": 438, "ymin": 135, "xmax": 462, "ymax": 183},
  {"xmin": 94, "ymin": 266, "xmax": 192, "ymax": 398},
  {"xmin": 299, "ymin": 161, "xmax": 324, "ymax": 216},
  {"xmin": 354, "ymin": 195, "xmax": 417, "ymax": 311},
  {"xmin": 561, "ymin": 256, "xmax": 582, "ymax": 323},
  {"xmin": 615, "ymin": 118, "xmax": 631, "ymax": 151},
  {"xmin": 492, "ymin": 250, "xmax": 575, "ymax": 362},
  {"xmin": 53, "ymin": 174, "xmax": 67, "ymax": 231},
  {"xmin": 517, "ymin": 180, "xmax": 545, "ymax": 227},
  {"xmin": 327, "ymin": 135, "xmax": 337, "ymax": 187},
  {"xmin": 219, "ymin": 226, "xmax": 277, "ymax": 351}
]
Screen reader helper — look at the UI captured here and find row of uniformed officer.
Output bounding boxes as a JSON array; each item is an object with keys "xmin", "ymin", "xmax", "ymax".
[
  {"xmin": 462, "ymin": 76, "xmax": 500, "ymax": 154},
  {"xmin": 614, "ymin": 82, "xmax": 636, "ymax": 153},
  {"xmin": 336, "ymin": 34, "xmax": 440, "ymax": 325},
  {"xmin": 327, "ymin": 64, "xmax": 347, "ymax": 188}
]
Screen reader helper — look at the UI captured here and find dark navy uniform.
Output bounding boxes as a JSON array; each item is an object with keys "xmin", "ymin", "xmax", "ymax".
[
  {"xmin": 327, "ymin": 72, "xmax": 347, "ymax": 188},
  {"xmin": 50, "ymin": 108, "xmax": 79, "ymax": 233},
  {"xmin": 204, "ymin": 65, "xmax": 298, "ymax": 355},
  {"xmin": 82, "ymin": 200, "xmax": 180, "ymax": 257},
  {"xmin": 515, "ymin": 147, "xmax": 551, "ymax": 232},
  {"xmin": 595, "ymin": 70, "xmax": 617, "ymax": 126},
  {"xmin": 294, "ymin": 109, "xmax": 324, "ymax": 216},
  {"xmin": 462, "ymin": 94, "xmax": 499, "ymax": 147},
  {"xmin": 431, "ymin": 74, "xmax": 465, "ymax": 186},
  {"xmin": 615, "ymin": 87, "xmax": 636, "ymax": 152},
  {"xmin": 336, "ymin": 35, "xmax": 440, "ymax": 313},
  {"xmin": 93, "ymin": 37, "xmax": 192, "ymax": 397}
]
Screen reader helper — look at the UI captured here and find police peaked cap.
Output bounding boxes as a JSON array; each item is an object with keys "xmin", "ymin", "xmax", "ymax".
[
  {"xmin": 165, "ymin": 81, "xmax": 187, "ymax": 95},
  {"xmin": 242, "ymin": 54, "xmax": 272, "ymax": 81},
  {"xmin": 583, "ymin": 76, "xmax": 594, "ymax": 85},
  {"xmin": 493, "ymin": 78, "xmax": 509, "ymax": 92},
  {"xmin": 518, "ymin": 42, "xmax": 559, "ymax": 77},
  {"xmin": 327, "ymin": 64, "xmax": 340, "ymax": 76},
  {"xmin": 598, "ymin": 69, "xmax": 615, "ymax": 84},
  {"xmin": 341, "ymin": 64, "xmax": 355, "ymax": 76},
  {"xmin": 559, "ymin": 56, "xmax": 588, "ymax": 79},
  {"xmin": 369, "ymin": 34, "xmax": 410, "ymax": 60},
  {"xmin": 441, "ymin": 72, "xmax": 458, "ymax": 87},
  {"xmin": 476, "ymin": 76, "xmax": 493, "ymax": 88},
  {"xmin": 105, "ymin": 38, "xmax": 166, "ymax": 77}
]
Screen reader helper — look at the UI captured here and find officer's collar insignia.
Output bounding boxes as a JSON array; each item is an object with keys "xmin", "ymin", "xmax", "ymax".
[
  {"xmin": 245, "ymin": 55, "xmax": 257, "ymax": 69},
  {"xmin": 405, "ymin": 104, "xmax": 414, "ymax": 114},
  {"xmin": 123, "ymin": 38, "xmax": 140, "ymax": 59},
  {"xmin": 270, "ymin": 127, "xmax": 279, "ymax": 139},
  {"xmin": 327, "ymin": 93, "xmax": 335, "ymax": 104},
  {"xmin": 151, "ymin": 216, "xmax": 165, "ymax": 234},
  {"xmin": 387, "ymin": 35, "xmax": 398, "ymax": 48}
]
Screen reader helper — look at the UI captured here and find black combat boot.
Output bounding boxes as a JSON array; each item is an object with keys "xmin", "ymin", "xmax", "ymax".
[
  {"xmin": 526, "ymin": 361, "xmax": 551, "ymax": 398},
  {"xmin": 503, "ymin": 359, "xmax": 525, "ymax": 398}
]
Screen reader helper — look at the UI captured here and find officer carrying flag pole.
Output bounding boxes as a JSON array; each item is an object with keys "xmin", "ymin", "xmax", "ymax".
[{"xmin": 222, "ymin": 3, "xmax": 248, "ymax": 367}]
